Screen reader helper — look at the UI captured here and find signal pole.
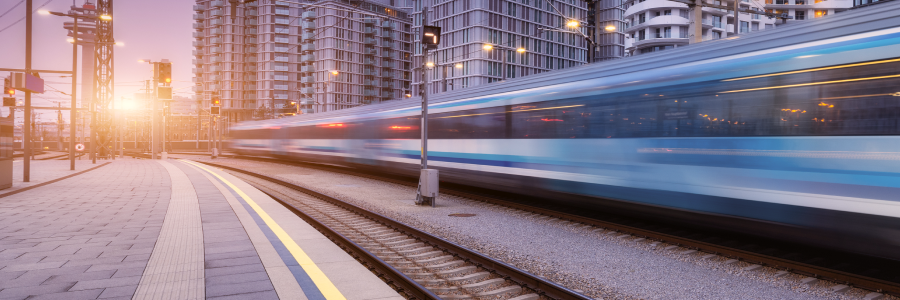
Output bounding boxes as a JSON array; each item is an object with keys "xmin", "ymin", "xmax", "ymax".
[
  {"xmin": 23, "ymin": 0, "xmax": 32, "ymax": 181},
  {"xmin": 416, "ymin": 9, "xmax": 441, "ymax": 207}
]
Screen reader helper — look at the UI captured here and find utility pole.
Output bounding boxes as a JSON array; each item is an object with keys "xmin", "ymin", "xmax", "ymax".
[
  {"xmin": 733, "ymin": 0, "xmax": 740, "ymax": 36},
  {"xmin": 151, "ymin": 65, "xmax": 158, "ymax": 159},
  {"xmin": 23, "ymin": 0, "xmax": 32, "ymax": 182},
  {"xmin": 69, "ymin": 16, "xmax": 77, "ymax": 170},
  {"xmin": 689, "ymin": 0, "xmax": 703, "ymax": 44},
  {"xmin": 416, "ymin": 8, "xmax": 441, "ymax": 207}
]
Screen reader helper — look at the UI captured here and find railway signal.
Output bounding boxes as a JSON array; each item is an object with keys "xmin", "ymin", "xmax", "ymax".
[
  {"xmin": 3, "ymin": 77, "xmax": 14, "ymax": 96},
  {"xmin": 422, "ymin": 26, "xmax": 441, "ymax": 49},
  {"xmin": 157, "ymin": 62, "xmax": 172, "ymax": 86}
]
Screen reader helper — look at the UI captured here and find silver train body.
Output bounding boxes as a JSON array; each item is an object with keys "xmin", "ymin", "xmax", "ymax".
[{"xmin": 230, "ymin": 6, "xmax": 900, "ymax": 260}]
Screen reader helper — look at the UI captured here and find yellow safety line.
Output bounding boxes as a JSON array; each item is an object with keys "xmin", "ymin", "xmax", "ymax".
[{"xmin": 180, "ymin": 159, "xmax": 347, "ymax": 300}]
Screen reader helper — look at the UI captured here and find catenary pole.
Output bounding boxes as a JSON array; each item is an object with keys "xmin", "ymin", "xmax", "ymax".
[
  {"xmin": 70, "ymin": 16, "xmax": 78, "ymax": 170},
  {"xmin": 23, "ymin": 0, "xmax": 32, "ymax": 182},
  {"xmin": 733, "ymin": 0, "xmax": 740, "ymax": 36}
]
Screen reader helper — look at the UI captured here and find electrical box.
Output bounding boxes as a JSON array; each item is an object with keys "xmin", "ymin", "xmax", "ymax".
[
  {"xmin": 210, "ymin": 106, "xmax": 220, "ymax": 115},
  {"xmin": 0, "ymin": 114, "xmax": 12, "ymax": 190},
  {"xmin": 420, "ymin": 169, "xmax": 439, "ymax": 197},
  {"xmin": 157, "ymin": 86, "xmax": 173, "ymax": 100}
]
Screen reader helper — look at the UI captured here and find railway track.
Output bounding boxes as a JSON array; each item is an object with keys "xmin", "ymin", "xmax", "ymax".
[
  {"xmin": 192, "ymin": 158, "xmax": 589, "ymax": 300},
  {"xmin": 179, "ymin": 153, "xmax": 900, "ymax": 298}
]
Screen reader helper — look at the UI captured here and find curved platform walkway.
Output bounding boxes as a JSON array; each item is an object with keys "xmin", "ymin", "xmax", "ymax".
[{"xmin": 0, "ymin": 158, "xmax": 400, "ymax": 300}]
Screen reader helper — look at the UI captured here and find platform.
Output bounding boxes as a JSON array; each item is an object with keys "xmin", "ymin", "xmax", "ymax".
[{"xmin": 0, "ymin": 158, "xmax": 401, "ymax": 300}]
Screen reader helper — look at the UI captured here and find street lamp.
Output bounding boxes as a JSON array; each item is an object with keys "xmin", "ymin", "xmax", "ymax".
[
  {"xmin": 482, "ymin": 43, "xmax": 526, "ymax": 81},
  {"xmin": 566, "ymin": 20, "xmax": 580, "ymax": 28},
  {"xmin": 605, "ymin": 25, "xmax": 617, "ymax": 32},
  {"xmin": 41, "ymin": 8, "xmax": 111, "ymax": 170}
]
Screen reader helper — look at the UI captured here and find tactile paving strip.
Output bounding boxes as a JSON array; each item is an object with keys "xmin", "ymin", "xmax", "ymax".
[{"xmin": 132, "ymin": 161, "xmax": 206, "ymax": 300}]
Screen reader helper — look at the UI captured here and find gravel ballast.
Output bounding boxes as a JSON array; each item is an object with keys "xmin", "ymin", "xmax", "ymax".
[{"xmin": 185, "ymin": 156, "xmax": 894, "ymax": 300}]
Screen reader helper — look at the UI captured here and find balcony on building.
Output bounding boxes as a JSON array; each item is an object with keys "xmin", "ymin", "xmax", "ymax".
[
  {"xmin": 300, "ymin": 65, "xmax": 315, "ymax": 73},
  {"xmin": 302, "ymin": 21, "xmax": 316, "ymax": 31},
  {"xmin": 192, "ymin": 23, "xmax": 203, "ymax": 30},
  {"xmin": 193, "ymin": 4, "xmax": 205, "ymax": 11},
  {"xmin": 193, "ymin": 14, "xmax": 203, "ymax": 20},
  {"xmin": 364, "ymin": 27, "xmax": 376, "ymax": 35},
  {"xmin": 300, "ymin": 76, "xmax": 315, "ymax": 84},
  {"xmin": 302, "ymin": 11, "xmax": 316, "ymax": 20},
  {"xmin": 300, "ymin": 87, "xmax": 315, "ymax": 95},
  {"xmin": 301, "ymin": 32, "xmax": 315, "ymax": 41},
  {"xmin": 301, "ymin": 54, "xmax": 315, "ymax": 62},
  {"xmin": 301, "ymin": 43, "xmax": 314, "ymax": 52},
  {"xmin": 211, "ymin": 0, "xmax": 224, "ymax": 7},
  {"xmin": 381, "ymin": 21, "xmax": 394, "ymax": 29}
]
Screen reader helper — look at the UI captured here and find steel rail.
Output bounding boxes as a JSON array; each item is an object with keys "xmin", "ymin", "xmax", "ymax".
[
  {"xmin": 199, "ymin": 154, "xmax": 900, "ymax": 297},
  {"xmin": 193, "ymin": 159, "xmax": 591, "ymax": 300},
  {"xmin": 258, "ymin": 190, "xmax": 440, "ymax": 300}
]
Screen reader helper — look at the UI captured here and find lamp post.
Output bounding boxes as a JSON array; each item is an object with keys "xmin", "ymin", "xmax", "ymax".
[
  {"xmin": 321, "ymin": 70, "xmax": 338, "ymax": 112},
  {"xmin": 482, "ymin": 44, "xmax": 526, "ymax": 81},
  {"xmin": 40, "ymin": 9, "xmax": 111, "ymax": 169}
]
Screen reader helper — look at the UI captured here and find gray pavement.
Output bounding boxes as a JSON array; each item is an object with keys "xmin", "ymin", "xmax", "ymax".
[
  {"xmin": 0, "ymin": 158, "xmax": 397, "ymax": 300},
  {"xmin": 0, "ymin": 160, "xmax": 169, "ymax": 300}
]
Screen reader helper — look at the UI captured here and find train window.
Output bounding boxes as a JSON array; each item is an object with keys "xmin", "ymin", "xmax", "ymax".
[
  {"xmin": 232, "ymin": 59, "xmax": 900, "ymax": 140},
  {"xmin": 431, "ymin": 107, "xmax": 507, "ymax": 139}
]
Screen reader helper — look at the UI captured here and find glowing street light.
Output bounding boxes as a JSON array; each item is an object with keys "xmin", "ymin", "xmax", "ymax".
[
  {"xmin": 566, "ymin": 20, "xmax": 580, "ymax": 28},
  {"xmin": 426, "ymin": 62, "xmax": 435, "ymax": 68},
  {"xmin": 516, "ymin": 47, "xmax": 526, "ymax": 53},
  {"xmin": 455, "ymin": 63, "xmax": 463, "ymax": 69},
  {"xmin": 482, "ymin": 44, "xmax": 493, "ymax": 50},
  {"xmin": 605, "ymin": 25, "xmax": 616, "ymax": 32},
  {"xmin": 330, "ymin": 70, "xmax": 339, "ymax": 75},
  {"xmin": 99, "ymin": 14, "xmax": 112, "ymax": 21},
  {"xmin": 481, "ymin": 44, "xmax": 525, "ymax": 81}
]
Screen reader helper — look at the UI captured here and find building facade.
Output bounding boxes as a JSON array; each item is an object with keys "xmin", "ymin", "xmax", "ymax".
[
  {"xmin": 298, "ymin": 0, "xmax": 414, "ymax": 113},
  {"xmin": 406, "ymin": 0, "xmax": 590, "ymax": 96},
  {"xmin": 763, "ymin": 0, "xmax": 851, "ymax": 25},
  {"xmin": 622, "ymin": 0, "xmax": 776, "ymax": 56},
  {"xmin": 192, "ymin": 0, "xmax": 413, "ymax": 118},
  {"xmin": 595, "ymin": 0, "xmax": 627, "ymax": 61}
]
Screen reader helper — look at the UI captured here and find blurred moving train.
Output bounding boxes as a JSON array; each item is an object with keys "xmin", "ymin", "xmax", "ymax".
[{"xmin": 230, "ymin": 6, "xmax": 900, "ymax": 260}]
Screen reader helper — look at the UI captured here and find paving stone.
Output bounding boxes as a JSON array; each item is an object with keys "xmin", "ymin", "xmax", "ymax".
[
  {"xmin": 24, "ymin": 288, "xmax": 105, "ymax": 300},
  {"xmin": 0, "ymin": 282, "xmax": 76, "ymax": 298},
  {"xmin": 97, "ymin": 285, "xmax": 138, "ymax": 299},
  {"xmin": 206, "ymin": 271, "xmax": 271, "ymax": 287},
  {"xmin": 205, "ymin": 280, "xmax": 275, "ymax": 297},
  {"xmin": 42, "ymin": 270, "xmax": 117, "ymax": 284},
  {"xmin": 69, "ymin": 275, "xmax": 143, "ymax": 291},
  {"xmin": 208, "ymin": 290, "xmax": 280, "ymax": 300}
]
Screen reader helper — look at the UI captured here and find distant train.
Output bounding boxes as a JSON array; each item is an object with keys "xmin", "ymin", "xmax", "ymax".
[{"xmin": 230, "ymin": 5, "xmax": 900, "ymax": 260}]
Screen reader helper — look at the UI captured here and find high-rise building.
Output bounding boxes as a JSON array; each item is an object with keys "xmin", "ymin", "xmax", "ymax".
[
  {"xmin": 595, "ymin": 0, "xmax": 628, "ymax": 61},
  {"xmin": 622, "ymin": 0, "xmax": 776, "ymax": 56},
  {"xmin": 763, "ymin": 0, "xmax": 851, "ymax": 25},
  {"xmin": 192, "ymin": 0, "xmax": 413, "ymax": 118},
  {"xmin": 405, "ymin": 0, "xmax": 590, "ymax": 96}
]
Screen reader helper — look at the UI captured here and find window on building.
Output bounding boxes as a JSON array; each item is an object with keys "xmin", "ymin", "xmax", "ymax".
[
  {"xmin": 638, "ymin": 13, "xmax": 646, "ymax": 24},
  {"xmin": 751, "ymin": 22, "xmax": 759, "ymax": 31},
  {"xmin": 815, "ymin": 10, "xmax": 827, "ymax": 17},
  {"xmin": 740, "ymin": 21, "xmax": 749, "ymax": 33},
  {"xmin": 679, "ymin": 9, "xmax": 689, "ymax": 18},
  {"xmin": 712, "ymin": 31, "xmax": 721, "ymax": 39},
  {"xmin": 796, "ymin": 11, "xmax": 805, "ymax": 20},
  {"xmin": 664, "ymin": 10, "xmax": 671, "ymax": 15}
]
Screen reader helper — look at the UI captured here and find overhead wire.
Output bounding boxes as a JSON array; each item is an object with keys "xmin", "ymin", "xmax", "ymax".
[{"xmin": 0, "ymin": 0, "xmax": 56, "ymax": 35}]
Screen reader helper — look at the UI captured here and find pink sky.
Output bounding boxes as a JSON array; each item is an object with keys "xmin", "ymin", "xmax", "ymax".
[{"xmin": 0, "ymin": 0, "xmax": 194, "ymax": 122}]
